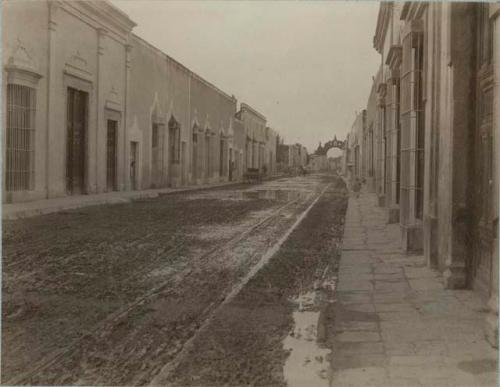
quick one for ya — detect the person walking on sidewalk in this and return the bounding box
[352,177,361,198]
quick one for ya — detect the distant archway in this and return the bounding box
[327,147,342,159]
[314,136,345,155]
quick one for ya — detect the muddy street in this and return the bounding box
[2,174,348,386]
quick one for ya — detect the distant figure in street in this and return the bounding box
[352,177,361,198]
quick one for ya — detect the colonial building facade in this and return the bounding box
[345,2,499,346]
[277,142,308,172]
[3,0,279,203]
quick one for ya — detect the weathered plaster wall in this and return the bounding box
[128,35,237,189]
[3,1,49,201]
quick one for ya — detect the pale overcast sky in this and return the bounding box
[111,0,381,157]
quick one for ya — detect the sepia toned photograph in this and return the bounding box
[1,0,499,386]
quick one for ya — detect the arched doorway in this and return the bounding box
[168,115,180,187]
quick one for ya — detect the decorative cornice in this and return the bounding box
[5,38,43,85]
[479,64,494,93]
[60,0,136,45]
[48,0,61,31]
[376,83,387,108]
[105,85,121,111]
[105,100,121,112]
[402,18,424,42]
[377,82,387,96]
[64,50,92,81]
[385,44,402,70]
[125,43,132,69]
[98,28,107,56]
[5,66,43,86]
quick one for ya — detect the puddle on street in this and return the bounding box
[240,189,304,201]
[183,188,310,202]
[188,223,250,241]
[283,280,336,387]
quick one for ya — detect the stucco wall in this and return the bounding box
[3,0,280,202]
[128,35,238,189]
[3,1,132,200]
[3,0,49,202]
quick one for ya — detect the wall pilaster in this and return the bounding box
[376,82,387,207]
[442,3,475,289]
[485,3,500,348]
[386,45,403,223]
[46,0,59,198]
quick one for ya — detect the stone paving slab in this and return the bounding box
[331,192,498,387]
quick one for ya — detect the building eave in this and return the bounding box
[373,2,392,53]
[62,0,137,43]
[400,2,428,21]
[131,34,237,105]
[240,103,267,122]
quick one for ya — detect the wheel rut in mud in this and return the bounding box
[5,176,332,386]
[161,175,348,387]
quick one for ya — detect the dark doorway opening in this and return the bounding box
[130,141,138,190]
[66,87,88,195]
[106,120,118,191]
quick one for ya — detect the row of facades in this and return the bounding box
[3,0,287,204]
[343,2,499,346]
[277,142,308,172]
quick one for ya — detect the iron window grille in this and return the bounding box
[6,84,36,192]
[400,29,425,224]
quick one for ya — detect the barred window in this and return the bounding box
[396,79,401,204]
[472,4,494,223]
[400,29,425,223]
[478,3,493,65]
[415,33,425,220]
[168,117,180,164]
[152,124,159,148]
[6,84,36,191]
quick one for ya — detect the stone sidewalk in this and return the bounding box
[2,180,243,220]
[3,174,291,220]
[331,192,498,386]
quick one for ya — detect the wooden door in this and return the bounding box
[192,133,198,181]
[181,141,186,186]
[106,120,117,191]
[470,4,494,295]
[66,87,87,195]
[168,118,180,186]
[130,141,138,190]
[229,148,233,181]
[205,135,210,180]
[151,123,164,188]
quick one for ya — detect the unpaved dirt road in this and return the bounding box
[2,173,347,386]
[158,176,348,387]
